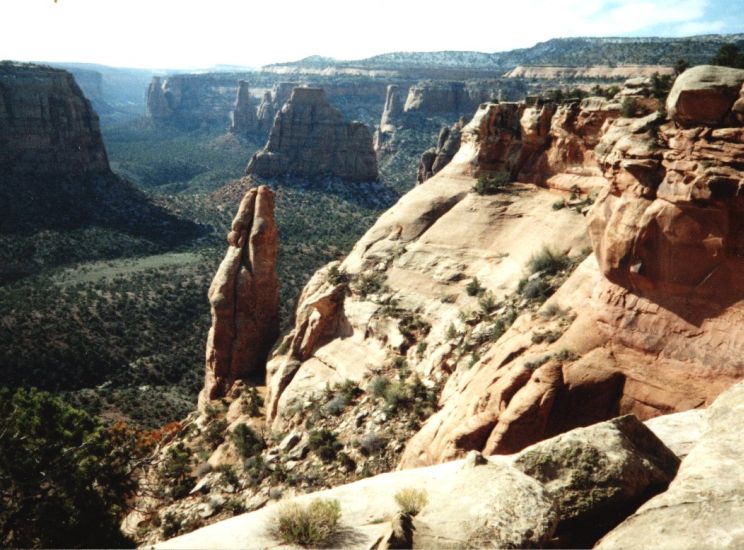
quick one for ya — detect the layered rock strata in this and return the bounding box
[399,67,744,467]
[0,62,109,177]
[245,87,378,182]
[264,69,744,473]
[202,184,279,404]
[0,62,198,241]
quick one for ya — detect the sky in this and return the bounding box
[0,0,742,69]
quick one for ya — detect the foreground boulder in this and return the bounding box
[412,460,559,548]
[245,87,378,182]
[666,65,744,127]
[202,184,279,404]
[514,415,679,547]
[154,413,687,549]
[598,380,744,549]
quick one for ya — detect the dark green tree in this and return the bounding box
[711,44,744,69]
[0,388,136,547]
[674,58,690,76]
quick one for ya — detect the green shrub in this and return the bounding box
[527,247,571,276]
[204,418,228,450]
[519,278,553,303]
[620,97,639,117]
[215,464,239,487]
[383,380,411,412]
[326,264,349,285]
[308,429,342,463]
[241,387,264,417]
[478,291,497,314]
[465,277,483,296]
[352,272,386,298]
[231,423,265,458]
[472,172,512,195]
[394,487,429,516]
[272,498,342,547]
[552,199,566,210]
[368,375,391,398]
[0,388,138,547]
[162,442,195,499]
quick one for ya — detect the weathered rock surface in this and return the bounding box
[514,415,679,546]
[597,380,744,549]
[403,81,495,114]
[154,412,692,549]
[228,80,258,136]
[245,87,378,182]
[397,78,744,469]
[0,62,199,240]
[412,460,559,548]
[666,65,744,127]
[379,84,404,133]
[255,82,298,135]
[0,61,109,177]
[416,119,464,183]
[202,184,279,404]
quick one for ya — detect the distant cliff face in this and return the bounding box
[146,74,244,128]
[0,62,200,241]
[0,62,109,178]
[246,87,378,182]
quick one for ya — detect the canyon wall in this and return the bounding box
[245,87,378,182]
[0,62,200,240]
[262,67,744,471]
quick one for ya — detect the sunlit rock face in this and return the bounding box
[245,87,378,182]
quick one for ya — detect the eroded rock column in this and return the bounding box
[202,185,279,404]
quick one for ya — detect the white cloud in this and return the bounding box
[0,0,732,68]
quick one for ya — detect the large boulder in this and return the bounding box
[513,415,680,547]
[597,381,744,549]
[412,460,559,548]
[666,65,744,127]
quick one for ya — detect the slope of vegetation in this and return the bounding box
[0,136,394,426]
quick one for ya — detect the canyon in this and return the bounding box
[4,32,744,550]
[125,64,744,548]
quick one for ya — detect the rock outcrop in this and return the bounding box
[379,84,404,133]
[374,84,405,150]
[416,119,465,183]
[398,68,744,468]
[260,69,744,477]
[255,82,297,135]
[403,81,497,114]
[513,415,679,547]
[0,62,109,178]
[146,74,246,128]
[228,80,259,136]
[202,184,279,404]
[155,412,684,549]
[666,64,744,127]
[0,62,199,241]
[597,380,744,549]
[245,87,378,182]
